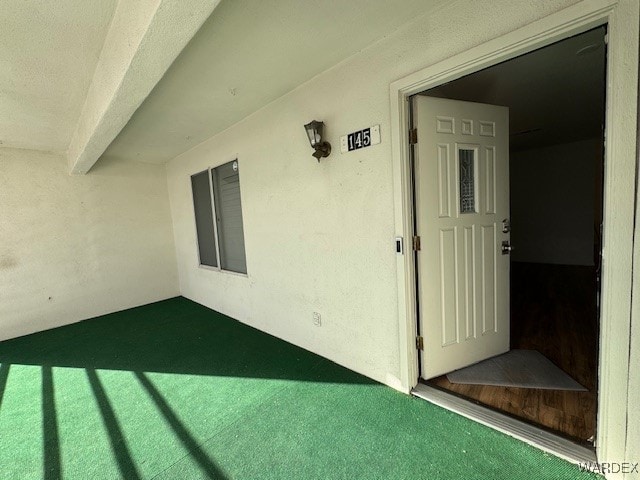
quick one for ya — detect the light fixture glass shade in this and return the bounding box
[304,120,324,147]
[304,120,331,161]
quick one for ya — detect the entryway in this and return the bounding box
[410,26,605,452]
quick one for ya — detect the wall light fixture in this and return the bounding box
[304,120,331,161]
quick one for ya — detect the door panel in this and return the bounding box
[414,96,510,380]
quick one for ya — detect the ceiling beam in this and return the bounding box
[67,0,220,175]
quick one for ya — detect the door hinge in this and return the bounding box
[416,336,424,350]
[412,235,421,251]
[409,128,418,145]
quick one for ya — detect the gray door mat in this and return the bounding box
[446,349,588,391]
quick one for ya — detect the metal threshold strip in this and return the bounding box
[412,383,597,465]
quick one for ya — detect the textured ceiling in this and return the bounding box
[103,0,447,164]
[0,0,118,151]
[5,1,597,162]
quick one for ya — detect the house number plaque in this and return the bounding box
[340,124,381,153]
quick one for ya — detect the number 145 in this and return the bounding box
[348,128,371,151]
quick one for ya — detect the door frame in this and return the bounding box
[390,0,638,463]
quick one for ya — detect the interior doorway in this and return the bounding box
[412,26,606,447]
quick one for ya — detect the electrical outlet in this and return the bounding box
[312,312,321,326]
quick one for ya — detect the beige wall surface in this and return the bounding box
[0,149,179,341]
[166,0,581,389]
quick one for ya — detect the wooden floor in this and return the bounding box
[429,262,599,444]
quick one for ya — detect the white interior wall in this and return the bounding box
[510,138,600,266]
[166,0,582,389]
[0,148,179,341]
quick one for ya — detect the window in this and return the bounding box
[191,160,247,274]
[458,147,477,214]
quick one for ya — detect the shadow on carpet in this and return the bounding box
[0,297,600,479]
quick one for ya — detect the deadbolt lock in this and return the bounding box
[502,218,511,233]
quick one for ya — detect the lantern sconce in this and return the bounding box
[304,120,331,161]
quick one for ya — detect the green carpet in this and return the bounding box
[0,297,599,479]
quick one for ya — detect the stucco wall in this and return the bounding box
[166,0,581,389]
[0,149,179,341]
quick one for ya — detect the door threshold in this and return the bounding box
[412,383,596,465]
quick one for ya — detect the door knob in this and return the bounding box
[501,241,513,255]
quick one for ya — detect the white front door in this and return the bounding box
[413,96,510,380]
